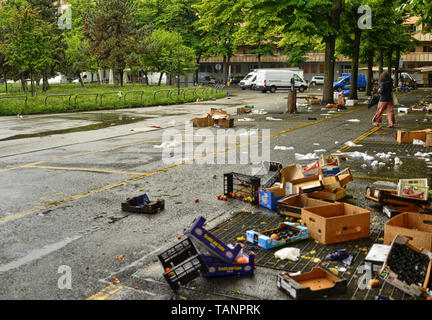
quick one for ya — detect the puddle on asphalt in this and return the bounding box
[1,114,153,141]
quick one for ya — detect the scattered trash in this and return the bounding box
[295,153,319,161]
[325,249,354,266]
[115,255,125,261]
[246,222,308,249]
[266,117,282,121]
[347,119,361,123]
[274,247,301,261]
[238,117,254,122]
[121,194,165,214]
[274,146,295,151]
[344,141,362,147]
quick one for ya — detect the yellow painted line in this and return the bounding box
[0,173,149,225]
[24,165,150,176]
[270,115,342,138]
[338,126,383,153]
[86,284,124,301]
[2,104,369,225]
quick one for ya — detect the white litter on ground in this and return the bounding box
[274,146,295,151]
[295,153,319,161]
[238,118,254,122]
[275,248,300,261]
[347,119,361,123]
[314,149,327,153]
[154,140,180,149]
[344,151,375,161]
[413,139,426,146]
[253,110,268,115]
[266,117,282,121]
[345,141,363,147]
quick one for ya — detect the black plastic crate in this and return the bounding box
[158,238,208,291]
[224,172,261,204]
[121,193,165,214]
[261,162,283,189]
[158,238,198,270]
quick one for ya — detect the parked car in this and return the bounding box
[255,69,308,93]
[198,72,216,85]
[333,74,367,92]
[310,76,324,85]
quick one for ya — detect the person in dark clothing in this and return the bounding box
[372,72,395,128]
[368,80,379,108]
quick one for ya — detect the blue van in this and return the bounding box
[333,74,367,92]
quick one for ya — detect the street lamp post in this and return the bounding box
[177,30,180,95]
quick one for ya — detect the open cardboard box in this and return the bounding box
[379,234,432,298]
[285,173,324,195]
[246,222,308,249]
[309,188,347,201]
[397,179,429,202]
[396,129,432,144]
[301,202,370,245]
[277,267,347,300]
[277,194,330,219]
[384,212,432,251]
[279,164,305,186]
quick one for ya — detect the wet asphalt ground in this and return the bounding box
[0,86,431,301]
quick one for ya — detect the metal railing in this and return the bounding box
[124,90,146,102]
[153,89,170,101]
[0,95,28,105]
[100,92,122,105]
[45,94,72,106]
[74,93,99,105]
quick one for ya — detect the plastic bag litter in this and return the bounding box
[344,151,375,161]
[238,118,254,122]
[345,141,362,147]
[275,248,300,261]
[394,157,403,165]
[253,109,268,115]
[154,140,180,149]
[314,149,327,153]
[347,119,361,123]
[274,146,295,151]
[266,117,282,121]
[413,139,426,146]
[295,153,319,161]
[325,249,353,266]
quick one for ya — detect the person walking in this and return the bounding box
[372,72,395,128]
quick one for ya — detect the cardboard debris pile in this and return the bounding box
[365,179,431,217]
[158,216,255,291]
[192,108,234,128]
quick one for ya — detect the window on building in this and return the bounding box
[303,64,309,74]
[424,46,432,52]
[207,65,213,73]
[320,64,325,73]
[236,65,241,74]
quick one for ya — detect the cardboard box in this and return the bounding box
[285,173,324,195]
[277,194,330,219]
[396,129,432,144]
[301,202,370,245]
[259,185,286,211]
[426,132,432,148]
[246,222,308,249]
[184,216,242,263]
[384,212,432,251]
[192,117,209,127]
[201,253,255,277]
[277,267,347,300]
[279,165,305,186]
[309,188,347,201]
[237,107,252,115]
[301,155,340,177]
[379,235,432,297]
[215,118,234,128]
[365,244,391,273]
[397,179,429,202]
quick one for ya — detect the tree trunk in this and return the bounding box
[78,73,84,87]
[366,51,374,97]
[30,70,35,97]
[97,69,102,85]
[20,75,28,94]
[195,56,201,85]
[258,54,262,69]
[119,69,124,87]
[387,48,393,79]
[323,36,337,104]
[349,29,362,100]
[158,72,164,86]
[144,72,149,86]
[394,47,401,87]
[222,55,227,84]
[379,49,384,75]
[113,69,119,88]
[42,71,49,92]
[286,90,297,114]
[322,0,342,105]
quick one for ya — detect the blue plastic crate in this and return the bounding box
[201,253,255,277]
[184,216,242,264]
[259,187,285,211]
[246,222,309,249]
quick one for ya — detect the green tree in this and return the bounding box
[83,0,139,87]
[1,6,59,96]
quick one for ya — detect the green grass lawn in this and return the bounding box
[0,83,226,116]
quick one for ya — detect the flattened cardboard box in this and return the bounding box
[301,202,370,245]
[384,212,432,251]
[309,188,347,201]
[379,235,432,298]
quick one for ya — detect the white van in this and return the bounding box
[255,69,308,93]
[239,72,257,90]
